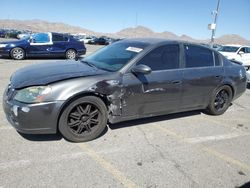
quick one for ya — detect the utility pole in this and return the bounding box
[209,0,221,46]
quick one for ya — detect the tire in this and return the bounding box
[11,47,25,60]
[59,96,107,142]
[206,85,232,115]
[65,49,76,59]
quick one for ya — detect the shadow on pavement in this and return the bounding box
[17,126,109,142]
[17,111,201,142]
[236,181,250,188]
[109,110,202,130]
[18,132,63,142]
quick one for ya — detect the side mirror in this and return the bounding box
[131,64,152,74]
[238,51,244,55]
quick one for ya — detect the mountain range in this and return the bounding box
[0,19,249,45]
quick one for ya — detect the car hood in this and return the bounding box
[11,60,107,89]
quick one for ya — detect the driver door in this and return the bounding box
[121,44,183,118]
[27,33,53,57]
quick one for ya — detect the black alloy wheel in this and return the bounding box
[67,103,100,135]
[59,96,107,142]
[206,85,232,115]
[214,89,229,111]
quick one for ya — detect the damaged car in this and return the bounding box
[2,38,247,142]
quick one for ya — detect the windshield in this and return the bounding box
[219,46,240,52]
[83,41,149,72]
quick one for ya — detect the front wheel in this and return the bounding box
[59,96,107,142]
[206,85,232,115]
[11,47,25,60]
[65,49,76,59]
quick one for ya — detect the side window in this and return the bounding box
[32,33,50,43]
[184,45,214,68]
[52,34,68,42]
[137,45,179,71]
[239,47,246,53]
[245,47,250,53]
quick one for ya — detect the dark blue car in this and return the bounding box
[0,32,86,60]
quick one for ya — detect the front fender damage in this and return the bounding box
[87,79,125,123]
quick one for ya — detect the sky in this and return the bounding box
[0,0,249,40]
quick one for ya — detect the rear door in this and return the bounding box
[122,44,183,117]
[181,44,224,110]
[50,33,69,57]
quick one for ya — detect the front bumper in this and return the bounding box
[0,48,11,57]
[78,49,86,56]
[2,92,64,134]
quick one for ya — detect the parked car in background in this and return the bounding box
[74,35,95,44]
[17,33,31,39]
[3,38,247,142]
[94,37,109,45]
[0,32,86,60]
[219,45,250,65]
[0,29,7,38]
[219,45,250,87]
[88,36,98,44]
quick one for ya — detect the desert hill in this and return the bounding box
[0,19,249,45]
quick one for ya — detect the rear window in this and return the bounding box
[184,45,214,68]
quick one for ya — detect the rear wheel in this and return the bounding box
[206,85,232,115]
[11,47,25,60]
[65,49,76,59]
[59,96,107,142]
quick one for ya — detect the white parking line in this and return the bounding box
[0,153,87,170]
[0,126,13,130]
[186,132,250,143]
[0,149,125,171]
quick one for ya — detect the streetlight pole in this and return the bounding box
[210,0,221,45]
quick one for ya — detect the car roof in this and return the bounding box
[123,38,180,45]
[122,38,213,47]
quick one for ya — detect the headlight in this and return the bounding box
[0,44,8,48]
[14,86,52,103]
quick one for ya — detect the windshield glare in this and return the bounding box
[83,41,149,72]
[219,46,240,52]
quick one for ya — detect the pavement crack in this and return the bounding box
[137,126,165,159]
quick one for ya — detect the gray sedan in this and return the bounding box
[2,38,247,142]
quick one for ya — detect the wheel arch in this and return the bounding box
[221,83,235,99]
[65,48,77,53]
[56,92,110,132]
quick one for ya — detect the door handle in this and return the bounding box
[171,80,182,84]
[215,75,222,78]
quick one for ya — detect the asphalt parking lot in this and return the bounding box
[0,43,250,188]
